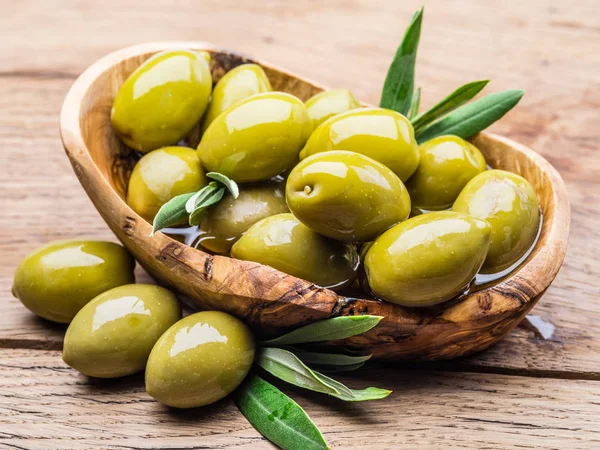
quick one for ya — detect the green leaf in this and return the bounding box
[315,372,392,402]
[411,80,489,131]
[235,375,329,450]
[188,187,225,226]
[185,182,219,213]
[207,172,240,199]
[416,89,525,143]
[379,7,423,115]
[256,348,340,396]
[292,350,371,367]
[262,315,383,346]
[150,192,195,236]
[407,87,421,119]
[308,362,365,373]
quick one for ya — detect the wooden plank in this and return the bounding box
[1,348,599,449]
[1,0,599,375]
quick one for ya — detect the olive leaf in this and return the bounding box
[293,350,372,370]
[207,172,239,198]
[416,89,525,143]
[379,7,423,115]
[261,315,383,346]
[185,182,220,213]
[315,372,392,402]
[188,187,225,226]
[411,79,489,131]
[407,87,421,119]
[256,348,340,396]
[150,192,195,236]
[235,375,329,450]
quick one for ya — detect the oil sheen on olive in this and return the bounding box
[111,50,212,153]
[196,181,288,254]
[198,92,313,183]
[286,151,411,242]
[231,213,359,290]
[305,89,361,128]
[127,146,207,223]
[299,107,420,181]
[145,311,255,408]
[406,135,487,210]
[62,284,181,378]
[12,240,135,323]
[201,63,272,133]
[365,211,492,307]
[452,169,541,273]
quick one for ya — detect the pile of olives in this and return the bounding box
[13,239,255,407]
[115,49,541,308]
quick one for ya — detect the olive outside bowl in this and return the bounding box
[59,42,570,362]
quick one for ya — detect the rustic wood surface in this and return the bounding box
[1,0,599,448]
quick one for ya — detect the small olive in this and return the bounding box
[286,151,411,242]
[12,240,135,323]
[197,92,313,183]
[305,89,361,128]
[231,213,359,290]
[145,311,255,408]
[62,284,181,378]
[127,146,207,223]
[406,135,487,210]
[365,211,491,306]
[201,63,272,133]
[196,181,288,254]
[452,169,540,273]
[111,50,212,153]
[299,108,419,181]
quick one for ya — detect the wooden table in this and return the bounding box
[1,1,599,448]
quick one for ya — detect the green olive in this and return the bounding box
[299,108,419,181]
[286,151,410,242]
[196,181,288,254]
[111,50,212,153]
[127,146,207,223]
[406,135,487,210]
[452,169,540,273]
[12,240,135,323]
[365,211,491,306]
[197,92,313,183]
[201,64,272,133]
[305,89,361,128]
[62,284,181,378]
[231,213,359,290]
[145,311,255,408]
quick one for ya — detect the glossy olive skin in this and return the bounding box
[452,169,540,273]
[406,135,487,210]
[305,89,360,128]
[299,108,419,181]
[145,311,255,408]
[286,151,411,242]
[201,64,272,133]
[127,147,207,223]
[197,92,313,183]
[111,50,212,153]
[365,211,491,306]
[231,213,359,290]
[12,240,135,323]
[62,284,181,378]
[196,181,288,254]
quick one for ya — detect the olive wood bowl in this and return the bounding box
[60,42,570,361]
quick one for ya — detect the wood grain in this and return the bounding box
[1,348,599,450]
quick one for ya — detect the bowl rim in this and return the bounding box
[59,41,571,347]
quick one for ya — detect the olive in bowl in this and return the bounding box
[305,89,360,128]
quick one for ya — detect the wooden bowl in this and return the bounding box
[60,42,570,361]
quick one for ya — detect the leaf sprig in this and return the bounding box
[150,172,239,236]
[380,8,524,143]
[236,315,389,450]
